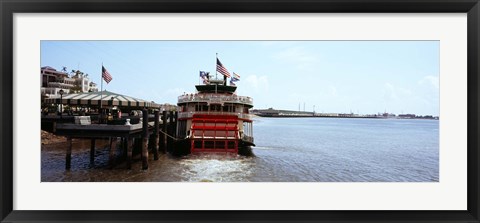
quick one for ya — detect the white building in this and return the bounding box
[41,66,98,98]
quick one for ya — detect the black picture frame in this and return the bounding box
[1,0,479,222]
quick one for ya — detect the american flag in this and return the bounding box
[102,66,113,84]
[216,58,231,78]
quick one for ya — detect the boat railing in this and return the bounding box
[178,111,252,120]
[178,93,253,106]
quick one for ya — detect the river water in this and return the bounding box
[41,117,439,182]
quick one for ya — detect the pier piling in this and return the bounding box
[66,137,72,170]
[168,111,174,153]
[109,137,115,168]
[174,111,178,138]
[90,139,95,165]
[153,110,160,160]
[126,137,132,170]
[162,110,167,153]
[122,137,127,157]
[142,109,149,170]
[169,111,174,135]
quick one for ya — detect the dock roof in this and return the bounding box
[45,90,160,109]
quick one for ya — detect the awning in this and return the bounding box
[45,90,161,109]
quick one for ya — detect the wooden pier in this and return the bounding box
[51,109,178,170]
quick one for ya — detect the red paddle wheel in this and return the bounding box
[190,114,239,153]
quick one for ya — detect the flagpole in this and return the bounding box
[215,53,218,94]
[215,53,218,80]
[100,63,103,123]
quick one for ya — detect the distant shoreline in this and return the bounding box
[254,115,439,120]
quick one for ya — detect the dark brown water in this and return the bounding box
[42,140,256,182]
[42,118,439,182]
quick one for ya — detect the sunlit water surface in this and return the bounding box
[42,118,439,182]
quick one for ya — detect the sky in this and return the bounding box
[41,41,439,116]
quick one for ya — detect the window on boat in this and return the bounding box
[224,105,235,113]
[210,104,221,112]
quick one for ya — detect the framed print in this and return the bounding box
[1,0,479,222]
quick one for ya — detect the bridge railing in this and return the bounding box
[178,111,252,120]
[178,94,253,106]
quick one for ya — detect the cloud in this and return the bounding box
[398,87,412,96]
[383,83,412,101]
[328,86,338,97]
[384,82,398,100]
[273,47,319,70]
[418,75,439,89]
[245,75,269,91]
